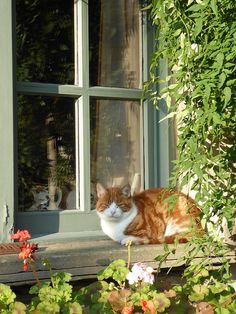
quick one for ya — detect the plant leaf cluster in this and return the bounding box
[145,0,236,231]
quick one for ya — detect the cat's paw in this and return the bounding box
[120,239,132,245]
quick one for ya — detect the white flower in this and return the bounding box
[143,271,155,284]
[191,43,199,53]
[126,271,137,285]
[146,266,154,274]
[126,263,155,285]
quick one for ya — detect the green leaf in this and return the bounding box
[0,284,16,306]
[194,18,203,37]
[215,52,224,69]
[186,4,204,12]
[159,111,177,122]
[68,302,82,314]
[9,302,26,314]
[223,87,231,106]
[210,0,218,17]
[218,72,226,88]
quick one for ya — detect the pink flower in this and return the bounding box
[11,229,31,242]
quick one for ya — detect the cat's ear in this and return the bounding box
[96,182,107,198]
[121,184,131,198]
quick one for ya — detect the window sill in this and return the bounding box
[0,239,235,286]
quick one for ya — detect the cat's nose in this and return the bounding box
[111,208,116,216]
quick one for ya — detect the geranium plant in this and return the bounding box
[1,231,235,313]
[10,229,39,281]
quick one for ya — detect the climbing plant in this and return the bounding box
[145,0,236,233]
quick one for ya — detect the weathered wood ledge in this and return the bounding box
[0,239,235,286]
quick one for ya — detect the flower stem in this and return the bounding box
[30,261,41,288]
[126,240,132,269]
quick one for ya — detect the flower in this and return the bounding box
[121,305,134,314]
[140,300,156,313]
[11,229,31,242]
[23,260,29,272]
[18,242,38,272]
[126,263,155,285]
[18,243,38,261]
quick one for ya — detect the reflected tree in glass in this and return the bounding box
[17,96,76,211]
[16,0,74,84]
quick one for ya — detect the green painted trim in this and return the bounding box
[17,82,84,97]
[77,0,91,211]
[15,210,101,234]
[156,58,171,187]
[88,87,142,99]
[78,95,91,212]
[13,1,173,236]
[0,0,16,242]
[142,11,159,188]
[17,82,142,99]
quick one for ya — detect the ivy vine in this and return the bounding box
[145,0,236,232]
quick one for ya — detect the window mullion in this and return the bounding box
[77,0,91,211]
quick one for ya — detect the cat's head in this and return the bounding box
[96,183,132,221]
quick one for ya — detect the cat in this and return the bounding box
[29,185,62,211]
[96,183,203,245]
[29,186,49,211]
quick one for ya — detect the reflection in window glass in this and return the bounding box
[16,0,74,84]
[89,0,142,88]
[90,99,142,203]
[17,96,76,211]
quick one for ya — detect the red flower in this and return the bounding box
[19,243,38,261]
[18,242,38,271]
[23,260,29,271]
[11,229,31,242]
[121,305,134,314]
[140,300,156,313]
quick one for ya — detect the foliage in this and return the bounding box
[27,272,82,314]
[145,0,236,230]
[4,234,236,313]
[64,259,172,314]
[156,233,236,313]
[0,276,82,314]
[143,0,236,312]
[1,254,236,313]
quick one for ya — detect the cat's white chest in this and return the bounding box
[99,204,139,244]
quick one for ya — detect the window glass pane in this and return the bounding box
[17,95,77,211]
[16,0,74,84]
[89,0,142,88]
[90,99,142,203]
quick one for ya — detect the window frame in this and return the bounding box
[0,0,173,242]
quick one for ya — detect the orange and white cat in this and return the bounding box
[96,183,202,245]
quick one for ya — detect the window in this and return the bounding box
[0,0,174,241]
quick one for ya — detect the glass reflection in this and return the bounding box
[90,98,142,204]
[16,0,74,84]
[17,96,76,211]
[89,0,142,88]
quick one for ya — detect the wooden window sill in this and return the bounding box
[0,239,235,286]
